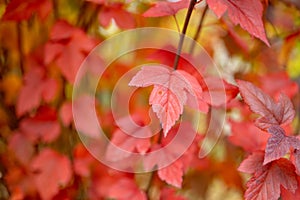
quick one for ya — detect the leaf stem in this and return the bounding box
[172,14,181,33]
[172,0,197,70]
[189,4,208,54]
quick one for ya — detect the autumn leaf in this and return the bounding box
[105,126,151,162]
[107,178,147,200]
[258,72,299,99]
[281,177,300,199]
[20,106,61,143]
[143,0,189,17]
[129,65,203,135]
[158,160,184,188]
[160,188,186,200]
[239,152,298,200]
[238,151,265,174]
[144,123,197,188]
[59,101,73,127]
[264,125,300,165]
[31,149,72,200]
[8,132,34,165]
[98,3,136,29]
[229,121,269,152]
[72,95,100,138]
[149,85,183,136]
[2,0,52,21]
[17,67,58,117]
[237,80,295,130]
[45,21,96,83]
[202,77,239,107]
[207,0,270,46]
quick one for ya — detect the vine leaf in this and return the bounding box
[239,152,298,200]
[207,0,270,46]
[31,148,72,200]
[143,0,189,17]
[237,80,295,130]
[264,125,300,165]
[45,20,96,83]
[129,65,204,136]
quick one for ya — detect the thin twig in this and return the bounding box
[172,0,197,70]
[189,4,208,54]
[172,14,181,33]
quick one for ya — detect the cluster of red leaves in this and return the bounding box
[1,0,299,199]
[234,80,300,200]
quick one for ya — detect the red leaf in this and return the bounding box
[149,85,183,136]
[107,178,147,200]
[207,0,269,45]
[229,121,269,152]
[259,72,299,99]
[238,151,265,174]
[158,160,184,188]
[98,3,135,29]
[160,188,186,200]
[143,0,189,17]
[17,67,58,116]
[293,150,300,175]
[45,21,96,83]
[202,77,239,106]
[129,65,204,135]
[244,159,297,200]
[8,132,34,165]
[281,177,300,199]
[237,80,295,130]
[31,149,72,200]
[20,106,61,143]
[73,144,95,177]
[143,123,197,188]
[105,127,151,162]
[59,101,73,126]
[72,95,99,138]
[2,0,52,21]
[264,125,300,165]
[239,151,298,200]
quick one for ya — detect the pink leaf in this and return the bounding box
[259,72,299,99]
[98,3,135,29]
[244,159,297,200]
[105,128,151,162]
[59,101,73,126]
[129,65,203,135]
[237,80,295,130]
[207,0,270,45]
[293,150,300,175]
[238,151,265,174]
[202,77,239,107]
[31,149,72,200]
[20,106,61,143]
[264,126,300,165]
[107,178,147,200]
[149,85,183,136]
[8,132,34,165]
[160,188,186,200]
[17,68,44,116]
[2,0,52,21]
[17,68,57,116]
[281,177,300,199]
[72,95,99,138]
[158,160,184,188]
[143,0,189,17]
[45,21,96,83]
[229,121,269,152]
